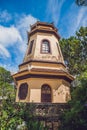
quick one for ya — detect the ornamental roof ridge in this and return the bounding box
[30,21,58,32]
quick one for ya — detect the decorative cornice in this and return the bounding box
[31,67,66,73]
[14,73,72,83]
[30,21,58,31]
[19,60,66,67]
[29,28,60,40]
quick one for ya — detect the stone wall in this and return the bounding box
[26,103,68,130]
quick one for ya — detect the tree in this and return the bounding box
[59,71,87,130]
[0,97,46,130]
[0,66,14,98]
[76,0,87,6]
[60,27,87,75]
[59,26,87,130]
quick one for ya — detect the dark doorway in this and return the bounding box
[41,84,51,102]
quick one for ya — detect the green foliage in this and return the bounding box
[60,27,87,75]
[1,96,46,130]
[0,96,23,130]
[76,0,87,6]
[59,71,87,130]
[0,66,14,97]
[59,27,87,130]
[0,67,13,83]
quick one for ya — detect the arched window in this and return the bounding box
[27,40,34,55]
[41,40,51,53]
[18,83,28,100]
[41,84,51,102]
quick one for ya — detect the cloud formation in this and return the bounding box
[17,14,37,38]
[46,0,65,25]
[59,3,87,37]
[0,44,10,58]
[16,14,37,52]
[0,11,37,71]
[0,25,23,58]
[0,13,37,57]
[0,10,12,23]
[0,25,22,47]
[46,0,87,38]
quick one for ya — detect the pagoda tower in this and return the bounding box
[13,21,74,103]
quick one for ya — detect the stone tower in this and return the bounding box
[13,21,74,103]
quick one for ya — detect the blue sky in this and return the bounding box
[0,0,87,72]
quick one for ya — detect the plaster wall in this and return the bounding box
[34,33,64,63]
[16,78,70,103]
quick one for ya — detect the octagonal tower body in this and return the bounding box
[13,22,74,103]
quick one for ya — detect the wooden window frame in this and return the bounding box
[40,39,51,54]
[41,84,52,103]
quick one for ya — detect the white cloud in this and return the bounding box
[0,13,37,59]
[0,10,12,23]
[0,12,37,69]
[69,6,87,35]
[76,8,85,27]
[0,44,10,58]
[46,0,65,25]
[0,62,18,73]
[17,14,37,30]
[82,16,87,26]
[0,24,23,58]
[16,14,37,52]
[17,14,37,38]
[46,1,87,38]
[59,3,87,38]
[0,25,22,47]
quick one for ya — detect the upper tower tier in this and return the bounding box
[23,21,64,64]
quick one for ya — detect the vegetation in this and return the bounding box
[76,0,87,6]
[60,27,87,75]
[0,67,14,98]
[59,26,87,130]
[59,71,87,130]
[1,99,45,130]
